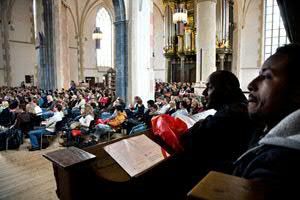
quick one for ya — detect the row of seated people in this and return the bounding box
[0,91,197,150]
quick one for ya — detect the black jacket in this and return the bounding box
[233,109,300,199]
[180,102,256,175]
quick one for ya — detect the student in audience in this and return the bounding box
[78,104,94,135]
[12,103,41,138]
[93,105,127,141]
[232,44,300,199]
[27,104,62,151]
[32,98,42,116]
[165,100,177,116]
[189,98,203,115]
[171,101,189,117]
[157,97,171,114]
[0,100,18,127]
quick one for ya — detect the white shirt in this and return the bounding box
[45,111,63,132]
[34,106,43,116]
[79,114,94,130]
[158,104,171,114]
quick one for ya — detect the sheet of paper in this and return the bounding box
[176,109,217,129]
[189,109,216,123]
[103,134,170,177]
[176,114,197,129]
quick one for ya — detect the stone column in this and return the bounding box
[114,20,128,101]
[180,56,185,82]
[194,0,217,95]
[0,0,11,86]
[53,0,70,89]
[218,53,225,70]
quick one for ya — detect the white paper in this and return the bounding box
[103,134,170,177]
[176,109,217,129]
[189,109,216,122]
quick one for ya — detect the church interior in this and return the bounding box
[0,0,300,199]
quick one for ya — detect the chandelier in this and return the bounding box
[173,5,188,24]
[92,27,103,40]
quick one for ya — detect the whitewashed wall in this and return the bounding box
[3,0,36,87]
[234,0,263,91]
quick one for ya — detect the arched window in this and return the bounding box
[264,0,289,60]
[96,7,112,68]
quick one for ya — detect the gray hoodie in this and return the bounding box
[259,108,300,150]
[237,108,300,161]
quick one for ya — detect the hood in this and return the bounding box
[258,109,300,150]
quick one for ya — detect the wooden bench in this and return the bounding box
[187,171,268,200]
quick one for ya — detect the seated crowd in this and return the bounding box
[0,79,204,151]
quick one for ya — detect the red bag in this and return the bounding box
[151,114,188,152]
[95,119,110,125]
[71,130,82,136]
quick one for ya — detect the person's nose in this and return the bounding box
[202,88,208,96]
[248,76,260,92]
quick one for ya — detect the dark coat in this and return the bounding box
[0,108,16,127]
[233,145,300,199]
[180,102,256,175]
[148,102,256,199]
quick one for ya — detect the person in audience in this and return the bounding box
[12,103,41,138]
[32,98,42,116]
[78,104,94,135]
[158,97,171,114]
[71,94,85,117]
[166,100,177,116]
[232,44,300,199]
[183,97,192,113]
[69,80,77,92]
[171,101,188,117]
[128,96,145,120]
[0,100,9,114]
[142,100,155,123]
[27,104,63,151]
[93,105,127,141]
[189,98,203,115]
[0,100,18,127]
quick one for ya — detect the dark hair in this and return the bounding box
[275,44,300,88]
[115,105,124,112]
[147,100,155,106]
[209,70,246,104]
[180,101,188,109]
[9,100,19,109]
[151,104,158,110]
[55,104,63,112]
